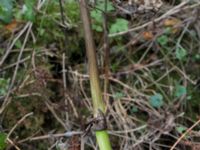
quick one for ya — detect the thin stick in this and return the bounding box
[103,0,110,103]
[0,23,30,66]
[62,54,79,118]
[0,23,33,114]
[58,0,68,54]
[7,112,33,139]
[170,117,200,150]
[44,100,67,130]
[20,131,82,142]
[7,138,21,150]
[62,53,69,125]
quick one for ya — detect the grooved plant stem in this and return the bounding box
[79,0,112,149]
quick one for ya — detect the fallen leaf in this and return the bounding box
[5,20,19,32]
[163,18,181,27]
[142,31,154,40]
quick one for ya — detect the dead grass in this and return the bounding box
[0,0,200,149]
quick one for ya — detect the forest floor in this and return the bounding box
[0,0,200,150]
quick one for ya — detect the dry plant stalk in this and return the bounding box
[79,0,112,149]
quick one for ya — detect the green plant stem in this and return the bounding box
[79,0,112,150]
[96,131,112,150]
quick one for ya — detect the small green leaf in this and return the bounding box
[96,1,115,11]
[91,1,115,32]
[111,63,118,71]
[113,92,124,99]
[0,0,13,23]
[195,54,200,60]
[14,40,22,49]
[164,27,172,34]
[22,0,35,22]
[0,132,7,150]
[91,10,102,23]
[0,78,9,96]
[0,48,3,55]
[91,2,113,22]
[175,85,187,98]
[91,10,102,22]
[109,18,129,34]
[66,0,80,24]
[157,35,168,46]
[176,47,187,60]
[92,24,103,32]
[38,28,45,36]
[130,106,138,113]
[91,10,103,32]
[176,126,187,134]
[186,95,192,100]
[149,93,164,108]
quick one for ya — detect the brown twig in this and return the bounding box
[19,131,82,142]
[103,0,110,104]
[6,112,33,149]
[44,100,67,130]
[58,0,68,54]
[0,23,33,114]
[7,138,21,150]
[0,23,30,67]
[170,117,200,150]
[62,53,70,125]
[7,112,34,139]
